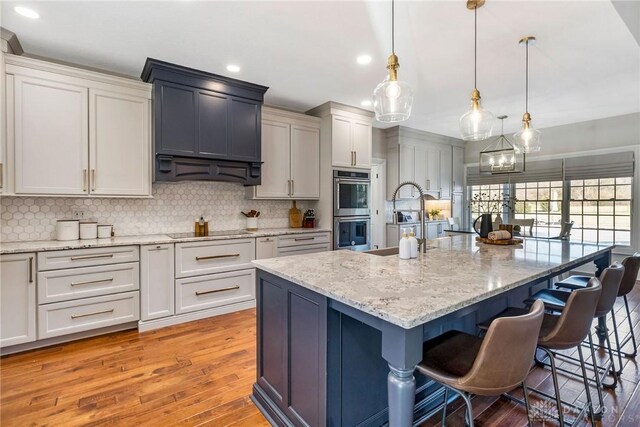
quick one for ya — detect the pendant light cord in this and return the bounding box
[525,40,529,113]
[474,5,477,89]
[392,0,395,54]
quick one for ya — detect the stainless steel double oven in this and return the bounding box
[333,170,371,251]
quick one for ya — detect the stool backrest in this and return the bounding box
[595,263,625,317]
[459,300,544,394]
[539,278,602,350]
[618,253,640,297]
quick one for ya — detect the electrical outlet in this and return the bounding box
[72,209,86,220]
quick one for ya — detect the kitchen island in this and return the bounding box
[251,234,613,427]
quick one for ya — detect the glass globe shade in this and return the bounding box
[459,100,495,141]
[514,125,542,153]
[373,77,413,123]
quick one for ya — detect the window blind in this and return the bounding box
[467,159,564,186]
[564,151,635,180]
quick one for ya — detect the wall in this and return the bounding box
[0,181,314,242]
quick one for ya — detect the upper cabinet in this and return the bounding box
[452,146,464,193]
[4,55,152,197]
[307,102,374,170]
[246,107,320,200]
[386,126,464,200]
[141,59,268,185]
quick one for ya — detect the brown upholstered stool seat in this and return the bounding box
[477,307,560,338]
[418,331,483,384]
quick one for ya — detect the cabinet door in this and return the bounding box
[398,144,415,199]
[331,115,353,168]
[439,147,452,199]
[425,146,440,193]
[351,120,372,169]
[256,120,291,198]
[452,146,464,193]
[1,253,36,347]
[198,90,229,158]
[291,124,320,198]
[229,97,260,162]
[140,244,174,321]
[413,145,427,196]
[452,192,464,225]
[89,89,150,196]
[156,81,197,157]
[256,237,277,259]
[14,75,88,195]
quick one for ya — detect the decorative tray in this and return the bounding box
[475,236,523,246]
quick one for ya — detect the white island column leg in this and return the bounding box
[381,323,423,426]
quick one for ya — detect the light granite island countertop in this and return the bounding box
[251,234,614,427]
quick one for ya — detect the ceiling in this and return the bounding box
[1,1,638,138]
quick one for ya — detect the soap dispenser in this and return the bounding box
[399,230,411,260]
[408,231,418,259]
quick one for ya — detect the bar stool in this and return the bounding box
[478,278,602,426]
[416,301,544,427]
[524,264,625,416]
[556,253,640,359]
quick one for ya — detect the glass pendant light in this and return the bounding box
[513,36,542,153]
[459,0,494,141]
[373,0,413,123]
[479,115,525,174]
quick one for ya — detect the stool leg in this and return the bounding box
[604,326,619,386]
[458,391,474,427]
[610,309,624,374]
[540,347,565,427]
[577,345,595,425]
[522,381,533,427]
[624,296,638,357]
[441,387,449,427]
[587,333,605,415]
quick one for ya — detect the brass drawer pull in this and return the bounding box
[70,254,114,261]
[71,308,114,319]
[29,257,34,283]
[70,278,114,287]
[91,169,96,191]
[195,285,240,296]
[294,237,315,241]
[82,169,87,191]
[195,253,240,261]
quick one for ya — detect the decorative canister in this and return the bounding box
[97,224,112,239]
[56,219,80,241]
[246,217,258,231]
[79,221,98,240]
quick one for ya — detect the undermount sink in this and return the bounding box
[366,246,438,256]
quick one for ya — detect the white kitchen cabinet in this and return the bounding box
[5,54,152,197]
[256,236,277,259]
[331,115,372,169]
[13,75,89,195]
[351,120,372,168]
[452,146,465,193]
[1,253,36,347]
[89,89,150,196]
[452,192,464,225]
[439,147,452,199]
[140,244,175,321]
[276,232,331,256]
[248,107,320,200]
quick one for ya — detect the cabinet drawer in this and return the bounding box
[175,238,255,278]
[175,268,255,314]
[38,262,140,304]
[37,246,139,271]
[277,232,330,248]
[277,243,331,257]
[38,291,139,339]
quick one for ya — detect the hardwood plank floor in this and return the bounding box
[2,283,639,426]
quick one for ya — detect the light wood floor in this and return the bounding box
[1,283,639,427]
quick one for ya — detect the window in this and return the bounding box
[514,181,563,238]
[469,184,507,226]
[569,177,632,245]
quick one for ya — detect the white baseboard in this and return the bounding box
[137,299,256,332]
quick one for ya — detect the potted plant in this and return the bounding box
[468,193,517,238]
[428,209,441,221]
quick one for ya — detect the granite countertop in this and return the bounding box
[253,234,612,329]
[0,227,331,255]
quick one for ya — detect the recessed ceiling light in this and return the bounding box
[226,64,241,73]
[14,6,40,19]
[357,55,372,65]
[361,100,372,107]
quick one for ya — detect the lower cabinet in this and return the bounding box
[276,232,331,256]
[0,253,36,347]
[38,291,140,339]
[255,269,327,426]
[175,268,255,315]
[140,244,174,321]
[256,236,277,259]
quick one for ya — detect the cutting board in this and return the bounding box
[289,201,303,228]
[475,236,523,245]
